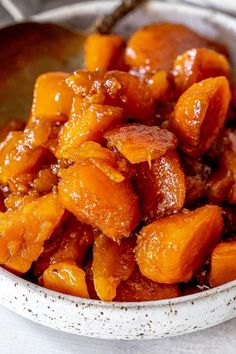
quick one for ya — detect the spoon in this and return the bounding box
[0,0,146,124]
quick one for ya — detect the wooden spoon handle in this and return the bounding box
[89,0,147,34]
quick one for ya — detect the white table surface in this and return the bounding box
[0,304,235,354]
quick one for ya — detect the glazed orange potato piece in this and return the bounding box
[172,48,230,93]
[65,70,154,121]
[61,141,125,183]
[136,205,223,283]
[85,34,126,71]
[50,216,94,265]
[32,72,74,123]
[58,161,140,241]
[126,23,222,75]
[0,131,44,184]
[0,22,235,301]
[41,262,89,298]
[172,77,231,156]
[0,193,64,273]
[209,241,236,287]
[115,267,180,302]
[104,124,177,164]
[147,70,170,101]
[92,233,136,301]
[56,102,123,159]
[134,151,185,223]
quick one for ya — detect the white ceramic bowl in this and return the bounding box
[0,0,236,340]
[185,0,236,16]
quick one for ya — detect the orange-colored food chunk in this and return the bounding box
[32,72,74,123]
[51,216,94,265]
[41,262,89,298]
[210,241,236,287]
[66,70,154,121]
[32,168,58,194]
[92,233,136,301]
[126,23,221,75]
[172,48,230,93]
[60,141,125,183]
[58,161,141,241]
[4,193,37,210]
[32,230,62,277]
[136,205,223,284]
[134,151,185,223]
[0,193,65,273]
[115,267,180,301]
[85,34,126,71]
[56,102,123,158]
[104,124,177,164]
[172,77,231,156]
[0,131,44,184]
[148,70,170,101]
[24,118,51,148]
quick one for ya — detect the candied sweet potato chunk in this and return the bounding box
[32,230,62,278]
[148,70,170,101]
[61,141,125,183]
[92,233,136,301]
[172,77,231,156]
[66,70,154,121]
[32,72,74,123]
[58,161,140,241]
[51,216,94,265]
[56,102,123,158]
[172,48,230,93]
[134,151,185,223]
[0,193,65,273]
[41,262,89,298]
[85,34,126,71]
[115,267,180,302]
[126,23,221,75]
[24,118,51,149]
[209,241,236,287]
[104,124,177,164]
[136,205,223,283]
[0,131,44,184]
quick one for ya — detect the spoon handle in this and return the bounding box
[89,0,147,34]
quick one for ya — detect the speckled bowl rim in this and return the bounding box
[1,264,236,309]
[1,0,236,310]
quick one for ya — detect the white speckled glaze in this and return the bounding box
[0,1,236,340]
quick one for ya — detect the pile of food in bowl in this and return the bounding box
[0,22,235,302]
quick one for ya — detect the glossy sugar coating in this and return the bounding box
[0,193,65,273]
[65,70,154,122]
[42,262,89,298]
[172,48,230,93]
[210,241,236,287]
[92,234,136,301]
[136,205,223,284]
[104,123,177,164]
[172,76,231,156]
[126,23,224,75]
[134,150,185,223]
[58,161,141,241]
[85,34,127,71]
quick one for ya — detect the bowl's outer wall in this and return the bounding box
[0,268,236,340]
[0,0,236,340]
